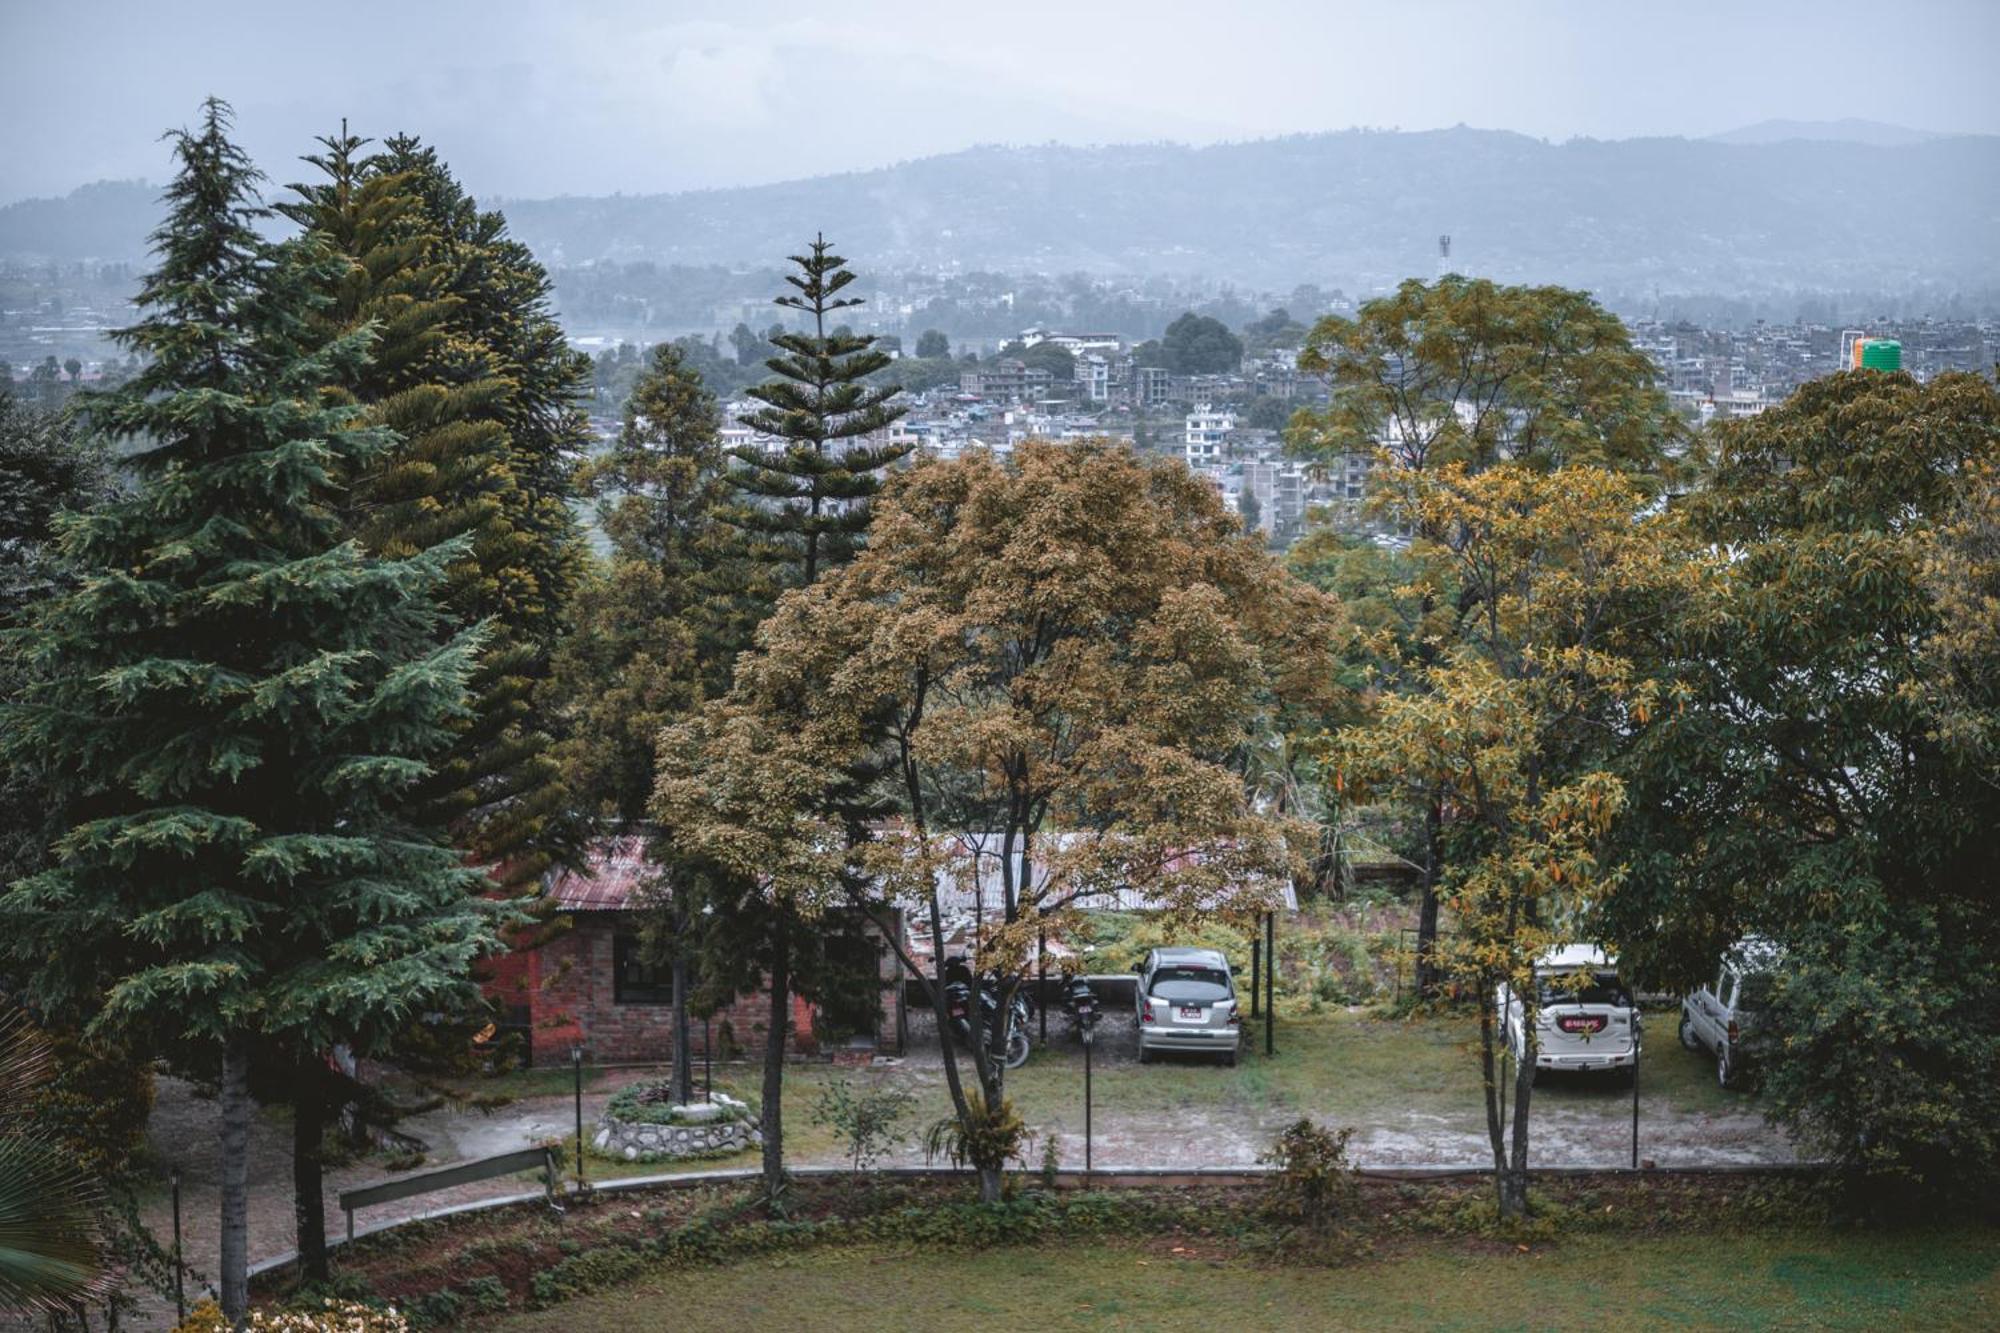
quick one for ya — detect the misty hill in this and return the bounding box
[6,129,1995,295]
[1708,118,1948,147]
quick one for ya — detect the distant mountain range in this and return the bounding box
[1706,118,1948,147]
[6,127,1995,294]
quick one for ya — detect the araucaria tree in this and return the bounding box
[1333,461,1692,1220]
[728,234,909,588]
[1291,276,1676,996]
[659,440,1341,1202]
[0,102,501,1321]
[668,237,906,1200]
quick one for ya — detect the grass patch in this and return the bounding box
[481,1225,2000,1331]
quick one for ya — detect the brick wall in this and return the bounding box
[505,911,905,1067]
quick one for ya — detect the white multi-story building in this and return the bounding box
[1184,405,1235,470]
[1075,354,1110,403]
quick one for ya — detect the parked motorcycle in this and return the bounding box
[1061,974,1100,1039]
[942,954,1032,1069]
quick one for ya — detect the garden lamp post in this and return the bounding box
[1081,1018,1095,1184]
[571,1042,585,1191]
[1631,1014,1642,1169]
[171,1166,184,1322]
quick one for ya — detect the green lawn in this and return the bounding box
[487,1230,2000,1331]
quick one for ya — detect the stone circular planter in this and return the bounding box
[593,1088,761,1162]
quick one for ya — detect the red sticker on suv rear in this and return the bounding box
[1558,1014,1608,1034]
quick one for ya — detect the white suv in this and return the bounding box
[1679,938,1779,1089]
[1498,945,1640,1081]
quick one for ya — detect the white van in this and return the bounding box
[1498,945,1640,1081]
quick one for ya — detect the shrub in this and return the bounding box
[811,1077,916,1174]
[603,1081,756,1127]
[922,1094,1028,1175]
[175,1297,410,1331]
[1259,1119,1358,1230]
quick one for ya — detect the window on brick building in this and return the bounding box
[613,930,674,1005]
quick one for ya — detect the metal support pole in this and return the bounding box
[1264,911,1276,1057]
[171,1167,184,1323]
[1038,930,1047,1045]
[571,1044,585,1190]
[1249,938,1261,1018]
[704,1017,713,1102]
[1083,1030,1093,1184]
[1631,1024,1642,1169]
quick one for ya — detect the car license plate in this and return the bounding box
[1176,1006,1204,1022]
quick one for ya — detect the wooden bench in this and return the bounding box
[337,1145,564,1243]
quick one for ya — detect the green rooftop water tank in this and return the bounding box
[1860,339,1903,371]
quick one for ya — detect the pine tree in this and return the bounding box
[558,342,762,822]
[331,133,590,888]
[0,101,502,1321]
[554,343,764,1104]
[729,235,909,587]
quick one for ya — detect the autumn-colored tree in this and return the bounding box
[658,440,1341,1201]
[1333,461,1694,1219]
[1608,371,2000,1211]
[1290,276,1678,992]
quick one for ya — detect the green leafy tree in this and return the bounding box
[1290,277,1677,995]
[914,328,950,360]
[1002,338,1075,383]
[1146,312,1244,375]
[0,102,503,1319]
[1608,370,2000,1213]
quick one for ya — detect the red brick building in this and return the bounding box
[483,836,906,1067]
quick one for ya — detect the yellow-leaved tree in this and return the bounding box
[657,440,1342,1202]
[1333,461,1699,1220]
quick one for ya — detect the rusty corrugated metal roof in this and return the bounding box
[544,834,660,911]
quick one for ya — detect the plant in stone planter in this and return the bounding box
[595,1079,761,1163]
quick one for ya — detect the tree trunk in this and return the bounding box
[1414,792,1443,998]
[218,1037,252,1327]
[670,902,694,1106]
[760,912,791,1206]
[1504,1036,1534,1220]
[976,1164,1003,1204]
[292,1065,328,1286]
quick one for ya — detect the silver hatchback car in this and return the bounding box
[1136,947,1242,1066]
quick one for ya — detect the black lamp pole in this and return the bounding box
[571,1043,585,1190]
[1082,1024,1094,1184]
[171,1166,184,1323]
[1630,1020,1642,1169]
[1264,911,1276,1057]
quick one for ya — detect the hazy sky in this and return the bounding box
[2,0,1995,204]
